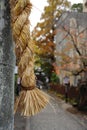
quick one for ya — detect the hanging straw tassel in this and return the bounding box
[10,0,49,116]
[15,88,49,116]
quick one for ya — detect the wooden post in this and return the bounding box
[0,0,15,130]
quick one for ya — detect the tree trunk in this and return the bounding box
[0,0,15,130]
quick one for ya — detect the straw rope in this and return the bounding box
[10,0,49,116]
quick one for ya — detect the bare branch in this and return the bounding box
[62,26,82,56]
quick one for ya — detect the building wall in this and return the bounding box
[55,12,87,86]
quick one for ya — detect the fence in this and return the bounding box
[50,84,79,100]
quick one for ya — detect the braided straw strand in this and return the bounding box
[10,0,49,116]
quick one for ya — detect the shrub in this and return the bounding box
[50,72,60,85]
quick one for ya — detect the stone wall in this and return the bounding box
[0,0,15,130]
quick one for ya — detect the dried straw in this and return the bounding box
[10,0,49,116]
[15,88,49,116]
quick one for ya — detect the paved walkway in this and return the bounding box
[14,91,87,130]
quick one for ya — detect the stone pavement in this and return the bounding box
[49,90,87,115]
[14,91,87,130]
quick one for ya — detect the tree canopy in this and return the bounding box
[32,0,70,57]
[71,3,83,12]
[32,0,70,80]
